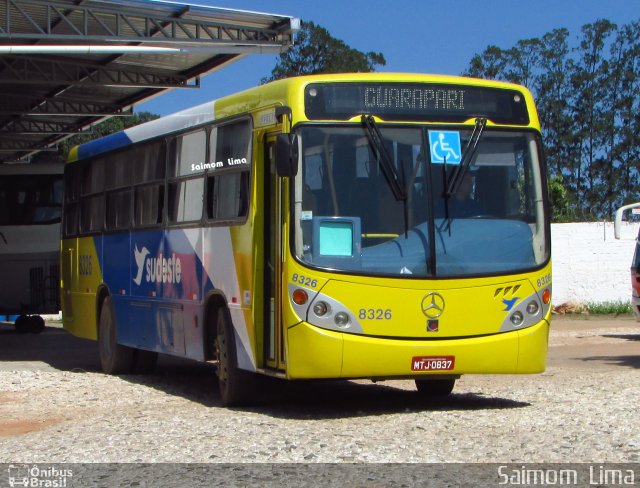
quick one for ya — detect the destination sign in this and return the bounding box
[304,82,529,125]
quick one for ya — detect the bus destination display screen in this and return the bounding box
[304,82,530,125]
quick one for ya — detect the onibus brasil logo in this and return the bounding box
[7,464,73,488]
[133,244,182,285]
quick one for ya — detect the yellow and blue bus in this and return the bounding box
[61,73,551,405]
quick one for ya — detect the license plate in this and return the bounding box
[411,356,455,371]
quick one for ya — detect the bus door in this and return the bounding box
[264,137,286,371]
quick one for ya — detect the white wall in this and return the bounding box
[551,222,638,305]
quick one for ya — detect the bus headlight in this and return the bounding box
[334,312,350,328]
[313,301,329,317]
[510,311,524,326]
[526,300,540,315]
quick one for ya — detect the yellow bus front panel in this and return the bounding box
[286,317,549,379]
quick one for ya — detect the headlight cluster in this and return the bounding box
[510,299,541,327]
[311,299,351,328]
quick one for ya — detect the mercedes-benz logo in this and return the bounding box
[421,292,445,319]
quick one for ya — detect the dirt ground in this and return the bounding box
[0,314,638,464]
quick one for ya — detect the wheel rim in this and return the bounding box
[99,307,113,363]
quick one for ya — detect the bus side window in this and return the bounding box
[167,130,206,224]
[206,119,251,223]
[106,189,131,230]
[168,178,204,223]
[105,150,133,231]
[79,158,105,234]
[63,164,81,237]
[207,171,249,221]
[131,139,166,228]
[79,194,105,233]
[134,184,164,227]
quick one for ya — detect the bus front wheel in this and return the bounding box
[215,307,254,407]
[14,315,44,334]
[415,378,456,397]
[98,296,134,374]
[15,315,30,334]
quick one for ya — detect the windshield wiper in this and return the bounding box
[440,117,487,234]
[361,114,409,238]
[445,117,487,197]
[361,115,406,201]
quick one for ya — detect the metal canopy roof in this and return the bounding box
[0,0,298,163]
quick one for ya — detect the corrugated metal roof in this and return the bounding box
[0,0,297,163]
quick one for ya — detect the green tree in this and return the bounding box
[614,21,640,204]
[464,45,508,80]
[263,21,386,82]
[535,29,575,183]
[548,174,572,222]
[463,18,640,221]
[570,20,617,218]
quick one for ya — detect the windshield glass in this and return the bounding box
[292,125,548,278]
[0,175,63,226]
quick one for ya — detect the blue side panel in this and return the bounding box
[164,229,212,360]
[164,229,204,301]
[129,230,164,299]
[99,228,214,358]
[130,230,164,350]
[77,131,132,161]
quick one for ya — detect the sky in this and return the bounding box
[138,0,639,116]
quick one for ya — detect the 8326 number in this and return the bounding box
[358,308,392,320]
[291,273,317,288]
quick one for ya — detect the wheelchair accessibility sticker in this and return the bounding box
[429,130,462,164]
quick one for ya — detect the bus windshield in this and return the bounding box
[292,124,548,278]
[0,174,63,226]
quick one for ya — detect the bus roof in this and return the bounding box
[68,73,538,163]
[67,101,216,163]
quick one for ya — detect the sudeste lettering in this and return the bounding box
[145,253,182,284]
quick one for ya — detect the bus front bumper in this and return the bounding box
[285,319,550,379]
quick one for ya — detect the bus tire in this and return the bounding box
[98,296,134,374]
[132,349,158,374]
[415,378,455,397]
[15,315,30,334]
[215,307,254,407]
[28,315,45,334]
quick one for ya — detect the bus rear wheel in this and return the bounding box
[98,296,134,374]
[215,307,255,407]
[14,315,44,334]
[415,378,456,397]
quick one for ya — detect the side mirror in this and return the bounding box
[275,133,299,177]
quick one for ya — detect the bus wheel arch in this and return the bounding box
[96,285,111,335]
[203,292,229,362]
[204,292,256,406]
